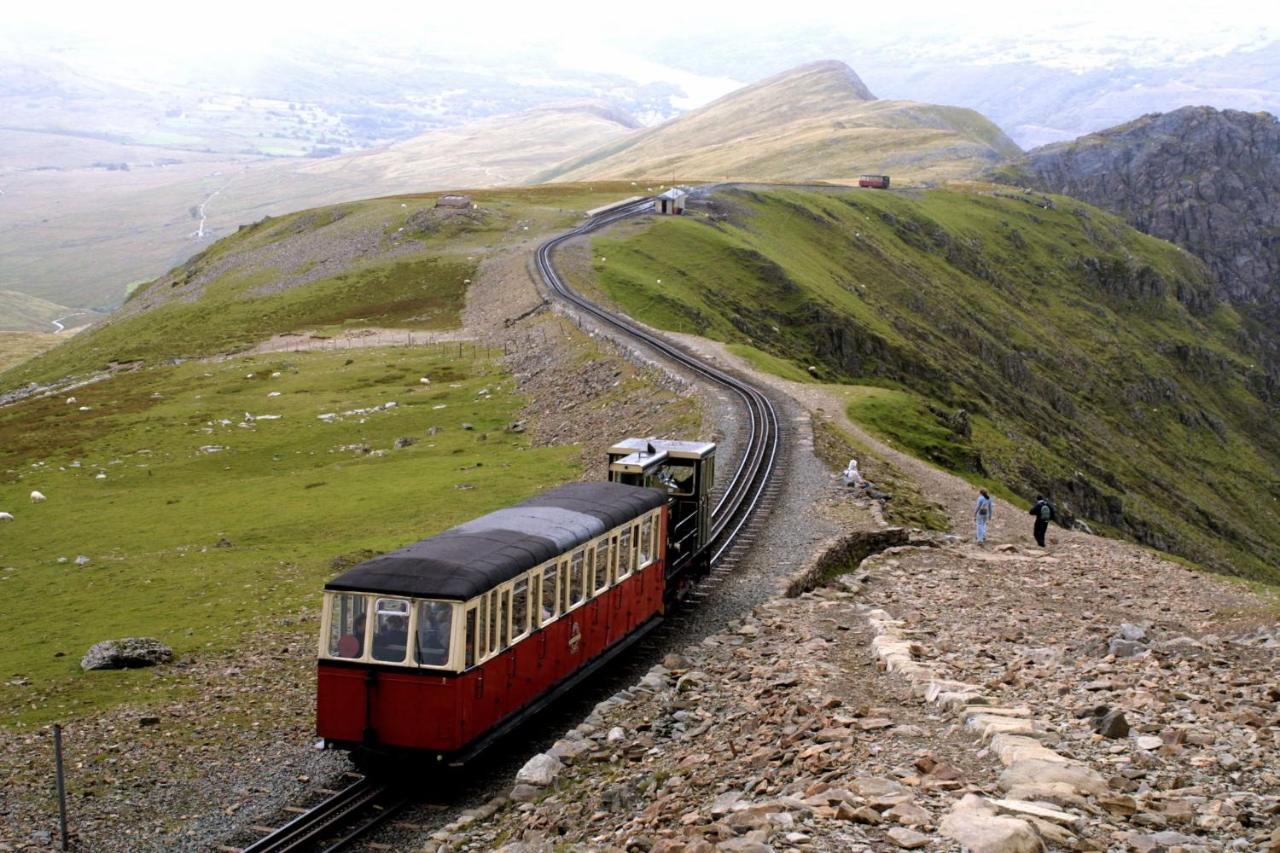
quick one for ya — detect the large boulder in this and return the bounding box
[81,638,173,671]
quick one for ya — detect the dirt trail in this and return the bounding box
[661,331,1073,547]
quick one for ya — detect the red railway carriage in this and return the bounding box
[316,481,672,763]
[858,174,891,189]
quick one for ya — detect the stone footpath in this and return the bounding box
[426,532,1279,853]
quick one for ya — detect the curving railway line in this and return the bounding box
[236,195,783,853]
[535,197,783,565]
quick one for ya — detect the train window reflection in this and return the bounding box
[512,579,529,640]
[415,601,453,666]
[618,527,632,577]
[638,516,653,567]
[371,598,410,662]
[569,551,585,607]
[657,463,696,496]
[591,546,606,593]
[541,567,559,625]
[327,593,368,659]
[464,606,477,668]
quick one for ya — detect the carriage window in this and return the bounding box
[415,601,454,667]
[512,579,529,641]
[327,593,369,659]
[498,588,510,650]
[487,590,499,654]
[591,544,607,593]
[639,516,654,567]
[476,594,489,661]
[569,551,586,607]
[612,534,627,581]
[371,598,410,663]
[598,542,613,587]
[464,606,477,668]
[618,526,632,578]
[541,566,559,625]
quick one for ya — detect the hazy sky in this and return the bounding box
[11,0,1278,62]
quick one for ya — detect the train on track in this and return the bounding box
[315,437,716,765]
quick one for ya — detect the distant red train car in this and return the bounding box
[858,174,891,189]
[316,438,715,764]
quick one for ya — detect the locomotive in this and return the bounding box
[315,437,716,764]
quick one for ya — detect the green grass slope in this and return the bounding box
[0,183,640,390]
[0,348,577,726]
[587,185,1280,582]
[537,61,1022,186]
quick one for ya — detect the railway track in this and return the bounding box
[237,195,782,853]
[534,197,783,566]
[223,775,411,853]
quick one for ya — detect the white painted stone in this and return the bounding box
[515,753,563,787]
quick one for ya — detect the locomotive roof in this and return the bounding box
[325,481,667,600]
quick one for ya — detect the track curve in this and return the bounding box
[241,196,783,853]
[533,198,782,564]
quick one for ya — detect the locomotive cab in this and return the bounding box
[607,438,715,585]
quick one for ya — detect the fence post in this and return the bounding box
[54,724,68,851]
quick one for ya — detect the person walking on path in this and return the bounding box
[974,489,994,545]
[1029,495,1055,548]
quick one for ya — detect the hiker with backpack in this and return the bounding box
[974,489,994,545]
[1029,495,1055,547]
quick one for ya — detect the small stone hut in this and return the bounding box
[654,188,688,215]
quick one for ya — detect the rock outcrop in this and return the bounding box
[80,638,174,671]
[1003,106,1280,307]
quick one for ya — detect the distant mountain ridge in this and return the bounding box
[537,60,1020,185]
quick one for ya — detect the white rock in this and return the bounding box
[514,753,562,787]
[991,798,1084,829]
[606,726,626,743]
[939,794,1043,853]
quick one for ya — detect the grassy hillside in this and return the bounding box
[0,332,61,373]
[0,183,640,389]
[584,185,1280,583]
[0,289,72,332]
[538,61,1022,186]
[0,106,638,323]
[0,181,668,726]
[0,347,577,726]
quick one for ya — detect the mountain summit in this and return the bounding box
[537,60,1018,184]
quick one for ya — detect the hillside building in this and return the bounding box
[655,188,688,215]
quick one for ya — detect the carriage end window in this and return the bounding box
[371,598,410,663]
[464,606,478,668]
[327,593,368,659]
[415,601,454,667]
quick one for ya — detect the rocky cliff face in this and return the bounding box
[1002,106,1280,305]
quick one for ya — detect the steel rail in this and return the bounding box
[237,776,408,853]
[533,198,781,564]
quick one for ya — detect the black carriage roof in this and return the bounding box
[325,481,667,601]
